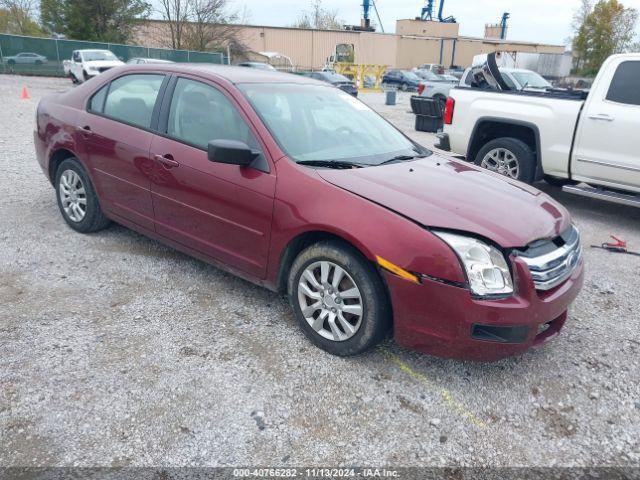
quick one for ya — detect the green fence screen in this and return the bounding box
[0,33,227,76]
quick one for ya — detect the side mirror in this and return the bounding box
[207,139,260,167]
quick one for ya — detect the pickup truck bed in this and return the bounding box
[439,52,640,204]
[444,87,585,180]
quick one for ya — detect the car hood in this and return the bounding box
[317,156,570,248]
[85,60,123,68]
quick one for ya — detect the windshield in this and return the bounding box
[239,83,427,165]
[402,71,421,82]
[82,50,118,62]
[510,71,551,89]
[416,69,442,81]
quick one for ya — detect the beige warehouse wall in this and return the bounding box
[133,21,564,71]
[396,19,460,38]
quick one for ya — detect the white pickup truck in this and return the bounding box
[437,53,640,207]
[63,49,124,83]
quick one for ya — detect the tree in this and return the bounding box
[292,0,343,30]
[155,0,241,52]
[40,0,151,43]
[0,0,44,35]
[572,0,638,75]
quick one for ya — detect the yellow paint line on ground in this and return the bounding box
[380,347,486,428]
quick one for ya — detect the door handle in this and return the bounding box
[154,154,180,169]
[78,125,92,138]
[588,113,614,122]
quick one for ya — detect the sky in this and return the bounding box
[234,0,640,46]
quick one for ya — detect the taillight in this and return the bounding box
[417,83,425,95]
[444,97,455,124]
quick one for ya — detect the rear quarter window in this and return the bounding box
[89,85,108,112]
[606,61,640,106]
[102,74,165,129]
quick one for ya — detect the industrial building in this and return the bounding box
[134,2,565,71]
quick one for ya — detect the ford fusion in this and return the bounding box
[34,65,584,361]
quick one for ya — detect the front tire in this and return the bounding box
[55,158,110,233]
[288,240,391,356]
[475,137,536,184]
[400,82,408,91]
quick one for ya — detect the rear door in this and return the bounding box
[148,75,276,278]
[572,58,640,191]
[79,73,168,230]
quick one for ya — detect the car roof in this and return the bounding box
[117,63,325,85]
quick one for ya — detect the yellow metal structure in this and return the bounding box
[334,62,388,91]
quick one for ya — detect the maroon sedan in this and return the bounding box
[34,64,584,361]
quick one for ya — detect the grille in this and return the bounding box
[517,226,582,291]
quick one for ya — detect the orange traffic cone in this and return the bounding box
[21,86,30,100]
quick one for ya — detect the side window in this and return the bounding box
[167,78,257,150]
[103,74,164,129]
[89,84,108,112]
[502,74,517,91]
[73,51,80,62]
[606,61,640,106]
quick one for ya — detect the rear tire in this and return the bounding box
[288,240,391,356]
[55,158,110,233]
[475,137,536,184]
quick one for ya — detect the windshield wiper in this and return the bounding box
[296,160,368,169]
[377,154,428,166]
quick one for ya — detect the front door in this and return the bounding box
[571,58,640,192]
[81,73,166,230]
[149,76,276,278]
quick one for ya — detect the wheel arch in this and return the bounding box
[48,148,79,185]
[275,229,385,296]
[468,117,544,181]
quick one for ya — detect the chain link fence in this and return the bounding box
[0,34,227,77]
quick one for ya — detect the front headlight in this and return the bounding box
[433,231,514,297]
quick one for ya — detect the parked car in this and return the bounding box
[418,63,445,74]
[307,71,358,97]
[127,58,174,64]
[460,66,553,92]
[237,61,277,71]
[414,69,458,111]
[65,49,124,84]
[3,52,47,65]
[438,53,640,207]
[34,64,583,361]
[381,69,422,91]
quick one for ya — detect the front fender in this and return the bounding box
[266,160,466,287]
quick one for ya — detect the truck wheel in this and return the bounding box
[288,240,391,357]
[544,175,578,187]
[475,137,536,184]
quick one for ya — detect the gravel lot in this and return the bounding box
[1,75,639,468]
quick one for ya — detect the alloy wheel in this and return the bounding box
[481,148,520,178]
[59,169,87,222]
[297,260,363,342]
